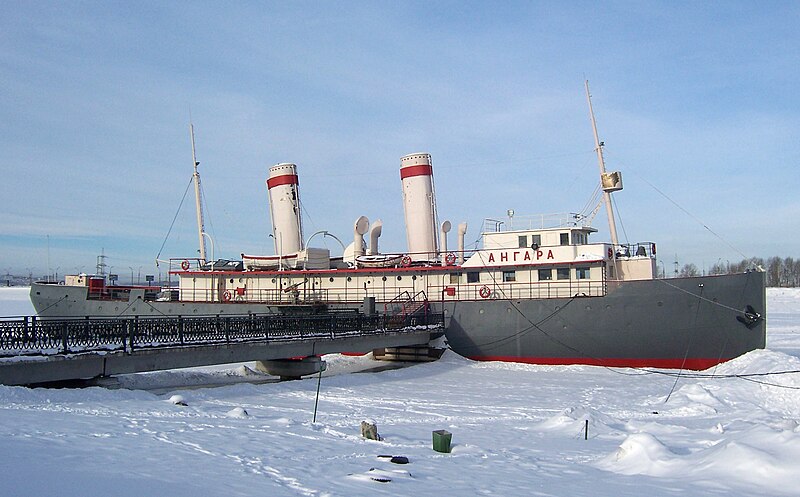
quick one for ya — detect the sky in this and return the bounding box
[1,1,798,279]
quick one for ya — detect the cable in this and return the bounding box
[156,177,194,262]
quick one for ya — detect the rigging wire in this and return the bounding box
[604,150,750,260]
[199,180,219,257]
[156,176,194,263]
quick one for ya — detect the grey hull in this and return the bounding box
[437,271,766,369]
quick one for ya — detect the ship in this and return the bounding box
[29,83,766,370]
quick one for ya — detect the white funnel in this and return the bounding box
[267,163,303,254]
[400,153,438,261]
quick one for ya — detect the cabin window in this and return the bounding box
[560,233,569,246]
[532,234,541,248]
[449,273,461,284]
[538,268,552,281]
[576,267,590,279]
[467,272,480,283]
[502,270,516,282]
[557,268,570,280]
[518,235,527,248]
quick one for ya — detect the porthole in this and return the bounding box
[382,276,387,281]
[329,277,334,282]
[271,278,276,283]
[397,276,402,281]
[479,309,484,314]
[657,301,664,307]
[412,275,417,280]
[347,277,352,282]
[229,278,234,283]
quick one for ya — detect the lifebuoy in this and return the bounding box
[607,247,613,259]
[401,255,412,267]
[181,260,190,270]
[445,252,456,265]
[479,285,491,299]
[222,290,231,302]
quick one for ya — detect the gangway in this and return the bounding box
[0,310,443,386]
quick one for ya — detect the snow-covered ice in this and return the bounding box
[1,287,798,496]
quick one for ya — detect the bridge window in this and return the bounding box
[557,268,570,280]
[576,267,590,279]
[449,273,461,284]
[502,270,516,282]
[518,235,527,248]
[532,234,541,248]
[467,272,480,283]
[538,268,552,281]
[560,233,569,246]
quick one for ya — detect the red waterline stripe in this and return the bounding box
[468,355,727,371]
[400,164,433,180]
[267,174,299,189]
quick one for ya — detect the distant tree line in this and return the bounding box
[672,257,800,287]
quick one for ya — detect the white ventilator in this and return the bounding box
[400,153,438,261]
[440,221,451,266]
[267,163,304,254]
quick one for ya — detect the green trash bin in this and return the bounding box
[432,429,452,453]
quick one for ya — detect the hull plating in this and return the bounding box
[438,271,766,370]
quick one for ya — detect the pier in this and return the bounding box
[0,310,442,386]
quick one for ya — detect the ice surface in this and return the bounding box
[1,287,799,496]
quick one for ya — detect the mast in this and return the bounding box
[585,80,620,250]
[190,124,207,262]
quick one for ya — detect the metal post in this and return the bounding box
[312,365,323,423]
[179,315,184,345]
[61,322,69,354]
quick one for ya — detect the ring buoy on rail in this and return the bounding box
[445,252,457,265]
[401,255,412,267]
[479,285,491,299]
[222,290,232,302]
[181,260,190,270]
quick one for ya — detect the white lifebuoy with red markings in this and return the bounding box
[401,255,412,267]
[479,285,491,299]
[181,260,190,270]
[445,252,456,265]
[222,290,231,302]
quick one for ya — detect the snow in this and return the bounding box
[1,287,799,496]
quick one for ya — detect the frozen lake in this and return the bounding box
[1,287,798,496]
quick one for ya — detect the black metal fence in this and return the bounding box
[0,311,444,357]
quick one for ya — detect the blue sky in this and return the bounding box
[1,1,798,279]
